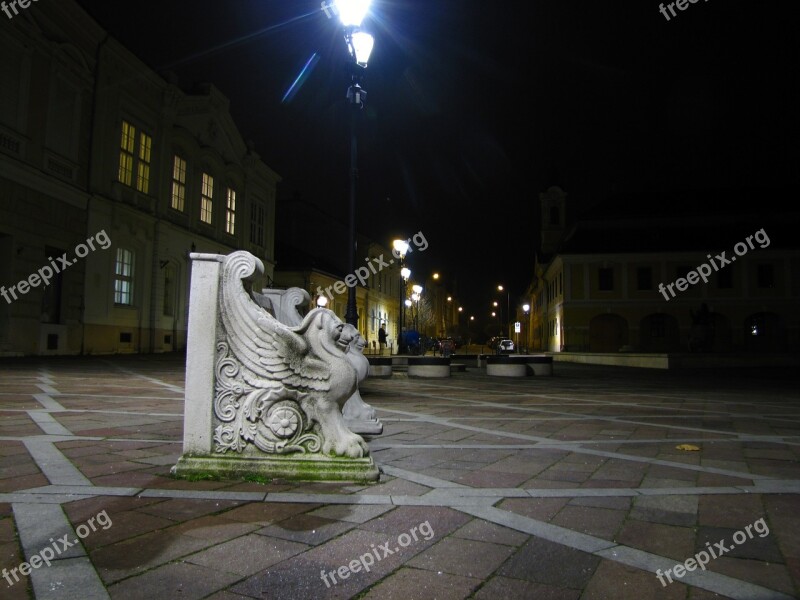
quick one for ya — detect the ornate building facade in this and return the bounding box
[0,1,279,355]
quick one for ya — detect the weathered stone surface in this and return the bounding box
[174,251,379,482]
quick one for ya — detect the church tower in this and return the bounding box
[540,186,567,255]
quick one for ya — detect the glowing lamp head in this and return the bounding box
[412,284,423,294]
[335,0,371,27]
[401,267,411,280]
[394,239,410,257]
[348,30,374,67]
[317,296,329,307]
[405,299,412,307]
[523,304,531,312]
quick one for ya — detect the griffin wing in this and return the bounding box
[220,252,330,393]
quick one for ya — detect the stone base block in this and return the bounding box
[368,365,393,378]
[345,418,384,436]
[173,453,380,483]
[487,363,527,377]
[407,357,451,378]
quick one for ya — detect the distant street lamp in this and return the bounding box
[522,303,531,353]
[328,0,375,328]
[394,239,410,353]
[498,284,510,337]
[411,284,423,338]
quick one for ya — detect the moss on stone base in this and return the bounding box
[172,453,380,483]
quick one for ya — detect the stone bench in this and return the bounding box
[367,357,393,378]
[407,357,451,378]
[522,355,554,376]
[486,355,529,377]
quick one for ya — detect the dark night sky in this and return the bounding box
[74,0,797,317]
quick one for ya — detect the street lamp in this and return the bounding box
[411,284,423,337]
[329,0,374,328]
[394,239,410,353]
[522,303,530,353]
[498,284,510,337]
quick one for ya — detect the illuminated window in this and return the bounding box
[250,201,265,246]
[200,173,214,224]
[118,121,152,193]
[136,131,152,193]
[118,121,135,186]
[171,155,186,211]
[225,188,236,235]
[114,248,135,305]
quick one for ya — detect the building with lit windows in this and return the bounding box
[521,187,800,356]
[0,1,279,355]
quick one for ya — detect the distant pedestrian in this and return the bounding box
[378,325,387,355]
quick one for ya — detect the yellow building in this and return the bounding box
[522,187,800,354]
[0,1,279,355]
[274,241,402,354]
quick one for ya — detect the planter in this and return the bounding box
[407,357,451,378]
[486,355,528,377]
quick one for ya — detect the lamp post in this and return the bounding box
[522,303,530,353]
[411,284,422,332]
[328,0,375,327]
[394,238,410,353]
[498,285,510,337]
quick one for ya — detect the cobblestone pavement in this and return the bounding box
[1,355,799,599]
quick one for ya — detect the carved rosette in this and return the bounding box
[212,342,322,455]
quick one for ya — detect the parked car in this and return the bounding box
[497,338,515,353]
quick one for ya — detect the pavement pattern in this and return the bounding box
[1,355,799,599]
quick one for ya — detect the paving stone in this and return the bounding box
[631,495,699,527]
[615,520,695,562]
[107,560,242,599]
[709,556,796,596]
[550,505,627,539]
[308,504,395,524]
[582,557,687,599]
[473,576,580,600]
[359,566,480,600]
[407,537,516,579]
[498,497,570,521]
[136,498,244,521]
[497,537,600,588]
[91,528,217,583]
[695,525,783,562]
[358,506,471,538]
[220,502,318,525]
[185,532,309,576]
[451,519,529,547]
[255,513,357,545]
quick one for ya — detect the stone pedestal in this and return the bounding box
[172,252,379,483]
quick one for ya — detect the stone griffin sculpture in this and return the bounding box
[213,251,369,459]
[342,332,383,435]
